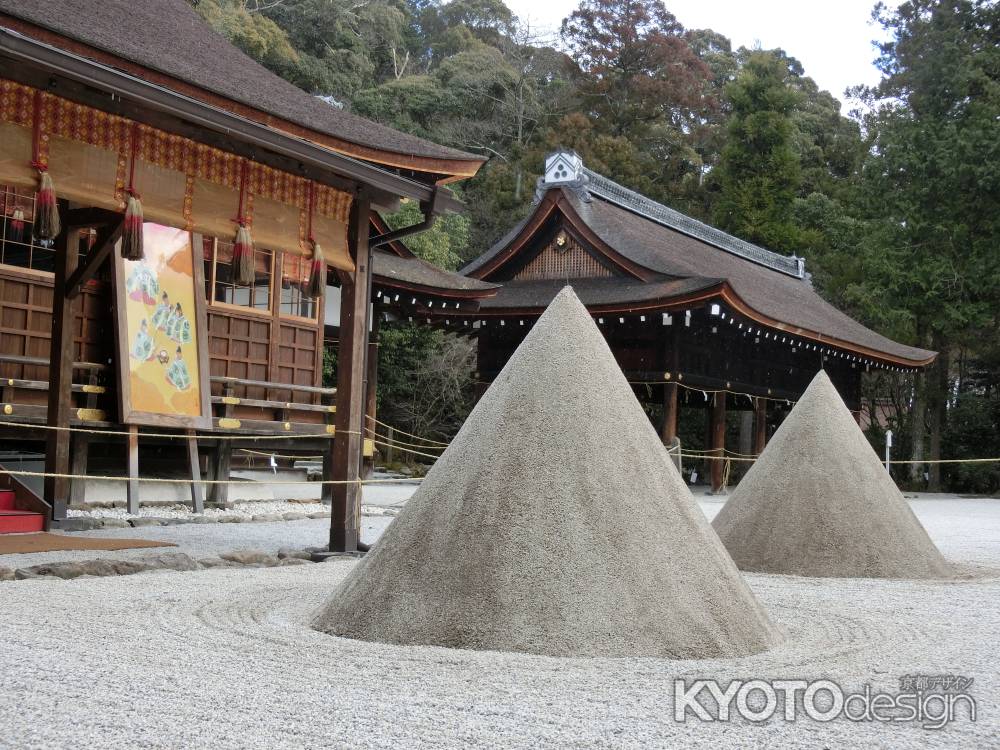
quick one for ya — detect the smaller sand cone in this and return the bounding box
[121,194,145,261]
[232,224,255,286]
[33,171,60,241]
[712,370,951,579]
[9,208,25,242]
[304,240,325,298]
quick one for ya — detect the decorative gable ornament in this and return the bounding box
[544,151,583,185]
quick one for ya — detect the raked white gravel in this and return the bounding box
[0,497,998,748]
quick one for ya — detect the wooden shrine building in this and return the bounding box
[0,0,488,550]
[434,152,936,492]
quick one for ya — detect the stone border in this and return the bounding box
[0,546,333,582]
[57,510,335,532]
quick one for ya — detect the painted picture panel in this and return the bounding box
[114,223,211,428]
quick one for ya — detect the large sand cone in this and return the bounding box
[713,370,951,579]
[314,287,781,658]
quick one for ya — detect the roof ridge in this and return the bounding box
[578,167,806,280]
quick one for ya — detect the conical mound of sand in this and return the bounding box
[712,370,951,579]
[314,287,781,658]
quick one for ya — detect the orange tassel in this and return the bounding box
[304,240,325,298]
[34,171,60,241]
[232,224,255,286]
[121,193,145,261]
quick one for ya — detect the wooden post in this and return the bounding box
[126,425,139,514]
[362,313,380,478]
[710,391,726,493]
[68,435,89,507]
[753,397,767,454]
[661,382,678,444]
[385,425,395,465]
[44,227,77,523]
[186,429,204,514]
[208,386,234,508]
[327,195,372,552]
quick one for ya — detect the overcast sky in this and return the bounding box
[503,0,895,111]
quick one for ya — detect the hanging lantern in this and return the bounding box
[120,123,145,261]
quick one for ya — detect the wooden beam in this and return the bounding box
[327,194,372,552]
[753,397,767,455]
[65,219,123,299]
[63,206,122,229]
[710,392,727,494]
[43,226,77,522]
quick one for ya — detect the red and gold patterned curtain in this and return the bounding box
[0,79,353,270]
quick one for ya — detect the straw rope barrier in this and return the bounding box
[365,415,449,446]
[0,467,423,486]
[0,420,353,441]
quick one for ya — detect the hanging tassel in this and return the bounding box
[34,171,60,241]
[121,193,145,261]
[120,123,145,260]
[9,208,24,242]
[232,223,256,286]
[304,239,325,298]
[230,159,256,286]
[303,181,324,299]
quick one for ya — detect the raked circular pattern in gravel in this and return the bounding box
[1,497,998,748]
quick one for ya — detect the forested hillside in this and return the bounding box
[193,0,999,493]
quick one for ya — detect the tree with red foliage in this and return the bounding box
[560,0,716,143]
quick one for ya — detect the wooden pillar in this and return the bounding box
[710,391,726,493]
[126,425,139,515]
[186,430,204,514]
[327,195,371,552]
[208,386,234,508]
[362,313,380,478]
[753,397,767,454]
[44,228,77,523]
[661,382,678,444]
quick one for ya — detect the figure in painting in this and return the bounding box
[166,302,192,344]
[166,346,192,391]
[125,263,160,306]
[130,319,155,361]
[151,291,172,331]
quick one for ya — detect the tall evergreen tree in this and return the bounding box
[712,50,802,253]
[854,0,1000,488]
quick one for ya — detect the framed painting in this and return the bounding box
[112,223,212,428]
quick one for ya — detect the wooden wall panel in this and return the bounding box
[207,310,271,399]
[275,322,319,403]
[0,269,110,382]
[514,236,613,281]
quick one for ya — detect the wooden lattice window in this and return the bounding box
[278,252,317,320]
[202,237,272,312]
[0,185,58,273]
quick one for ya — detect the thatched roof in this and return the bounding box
[463,166,934,366]
[0,0,483,177]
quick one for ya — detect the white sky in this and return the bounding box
[504,0,895,111]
